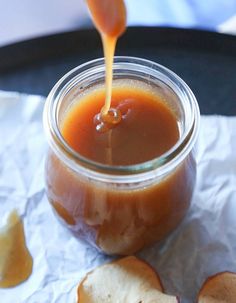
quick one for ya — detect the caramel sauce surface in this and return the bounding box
[62,86,179,166]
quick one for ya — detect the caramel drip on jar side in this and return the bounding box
[0,210,33,288]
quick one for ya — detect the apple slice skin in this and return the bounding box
[197,271,236,303]
[77,256,179,303]
[133,257,164,292]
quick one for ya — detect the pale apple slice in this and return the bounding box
[198,271,236,303]
[77,256,179,303]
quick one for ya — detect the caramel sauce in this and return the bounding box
[62,85,179,165]
[46,83,196,255]
[86,0,126,121]
[46,143,195,255]
[86,0,126,38]
[0,210,33,288]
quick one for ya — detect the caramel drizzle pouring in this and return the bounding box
[86,0,126,164]
[100,35,116,117]
[86,0,126,119]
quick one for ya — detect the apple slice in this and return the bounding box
[77,256,179,302]
[198,272,236,303]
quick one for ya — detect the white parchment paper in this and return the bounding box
[0,91,236,303]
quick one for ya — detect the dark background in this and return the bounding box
[0,27,235,115]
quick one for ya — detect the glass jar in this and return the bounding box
[43,57,200,255]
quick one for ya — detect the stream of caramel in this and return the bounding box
[86,0,126,118]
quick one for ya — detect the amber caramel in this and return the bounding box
[45,84,196,255]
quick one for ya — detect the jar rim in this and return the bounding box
[43,56,200,183]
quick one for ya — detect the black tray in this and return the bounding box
[0,27,236,115]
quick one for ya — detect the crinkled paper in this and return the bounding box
[0,91,236,303]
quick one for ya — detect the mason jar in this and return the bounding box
[43,57,200,255]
